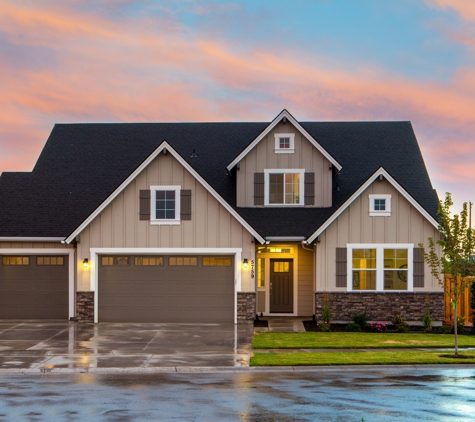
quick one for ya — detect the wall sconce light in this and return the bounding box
[83,258,89,269]
[243,258,248,269]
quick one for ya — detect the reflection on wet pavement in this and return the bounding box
[0,321,254,369]
[0,368,474,421]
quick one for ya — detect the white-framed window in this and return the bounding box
[347,244,413,292]
[150,185,181,225]
[264,169,305,206]
[369,194,391,216]
[274,133,295,154]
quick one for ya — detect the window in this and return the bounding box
[264,169,304,206]
[2,256,29,265]
[369,194,391,216]
[257,258,265,287]
[150,186,181,225]
[134,256,163,266]
[169,257,197,266]
[274,133,295,153]
[348,244,412,291]
[37,256,64,266]
[203,257,232,266]
[101,256,129,266]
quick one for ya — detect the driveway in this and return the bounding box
[0,321,254,371]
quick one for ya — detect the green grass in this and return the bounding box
[252,332,475,349]
[250,350,475,366]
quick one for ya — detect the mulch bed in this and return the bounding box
[303,321,439,333]
[253,319,269,327]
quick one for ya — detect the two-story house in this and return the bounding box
[0,110,443,323]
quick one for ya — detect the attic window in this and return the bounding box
[369,194,391,217]
[274,133,295,154]
[150,186,181,225]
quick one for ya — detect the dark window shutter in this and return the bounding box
[254,173,264,205]
[413,247,424,288]
[304,172,315,205]
[139,190,151,221]
[180,190,192,220]
[336,247,347,287]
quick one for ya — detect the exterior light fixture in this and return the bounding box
[243,258,248,269]
[83,258,89,269]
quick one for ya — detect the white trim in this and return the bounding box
[0,237,65,242]
[274,133,295,154]
[265,236,306,241]
[346,243,413,292]
[89,247,242,324]
[65,142,265,245]
[369,194,392,217]
[227,109,342,171]
[264,169,305,206]
[0,249,75,319]
[150,185,181,225]
[307,167,439,243]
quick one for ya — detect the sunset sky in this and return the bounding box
[1,0,474,214]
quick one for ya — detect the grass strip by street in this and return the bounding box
[250,350,475,366]
[252,332,475,349]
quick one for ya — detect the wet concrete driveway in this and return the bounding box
[0,321,254,371]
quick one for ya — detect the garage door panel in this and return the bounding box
[98,255,234,323]
[0,256,68,319]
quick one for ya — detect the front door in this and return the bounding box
[270,259,293,313]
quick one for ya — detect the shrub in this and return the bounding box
[438,325,452,334]
[352,308,369,329]
[345,322,361,332]
[319,322,331,332]
[370,321,388,333]
[391,315,410,333]
[321,294,332,324]
[422,301,433,332]
[457,316,466,334]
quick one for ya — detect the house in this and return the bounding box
[0,109,444,323]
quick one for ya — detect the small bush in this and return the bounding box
[352,308,369,329]
[438,325,452,334]
[319,322,331,332]
[345,322,361,332]
[322,296,332,324]
[422,301,433,332]
[457,316,466,334]
[370,321,388,333]
[391,315,410,333]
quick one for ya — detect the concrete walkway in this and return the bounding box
[0,321,254,372]
[253,317,307,332]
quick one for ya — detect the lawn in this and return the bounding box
[250,350,475,366]
[252,332,475,349]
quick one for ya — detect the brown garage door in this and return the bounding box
[0,255,69,319]
[98,255,234,323]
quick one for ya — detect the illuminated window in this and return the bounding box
[101,256,129,266]
[203,257,232,266]
[265,169,304,205]
[37,256,64,266]
[134,257,163,266]
[2,256,29,265]
[169,257,197,266]
[273,261,290,273]
[257,258,265,287]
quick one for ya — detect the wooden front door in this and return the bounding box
[270,259,293,313]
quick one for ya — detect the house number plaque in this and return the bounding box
[250,260,255,279]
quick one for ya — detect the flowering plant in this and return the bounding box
[370,321,388,333]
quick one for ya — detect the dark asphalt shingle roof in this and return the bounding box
[0,120,439,239]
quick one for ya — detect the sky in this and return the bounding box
[0,0,474,216]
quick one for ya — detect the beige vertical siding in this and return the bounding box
[236,121,332,207]
[76,152,255,291]
[316,179,441,292]
[257,291,265,313]
[297,244,314,316]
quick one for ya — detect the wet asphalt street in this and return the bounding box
[0,367,473,421]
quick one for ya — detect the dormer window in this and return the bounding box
[274,133,295,154]
[264,169,304,206]
[369,194,391,216]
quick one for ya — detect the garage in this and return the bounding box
[98,255,235,323]
[0,255,69,319]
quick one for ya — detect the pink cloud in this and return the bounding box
[426,0,475,21]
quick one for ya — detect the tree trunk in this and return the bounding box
[454,299,459,356]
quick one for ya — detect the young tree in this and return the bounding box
[420,193,475,356]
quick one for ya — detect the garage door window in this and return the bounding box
[134,257,164,266]
[169,257,197,266]
[37,257,64,265]
[2,256,29,265]
[101,256,130,266]
[203,257,232,266]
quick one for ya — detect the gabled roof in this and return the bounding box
[0,117,439,240]
[226,109,342,171]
